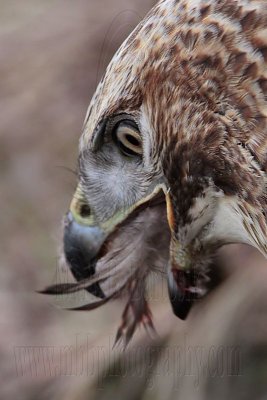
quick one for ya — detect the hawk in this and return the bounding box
[43,0,267,346]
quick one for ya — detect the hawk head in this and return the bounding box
[43,0,267,345]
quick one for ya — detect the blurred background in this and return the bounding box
[1,1,267,399]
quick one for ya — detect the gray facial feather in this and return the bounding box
[80,143,158,222]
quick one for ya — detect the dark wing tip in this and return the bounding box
[37,283,79,295]
[65,296,110,311]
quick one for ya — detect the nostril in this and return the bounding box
[80,204,91,218]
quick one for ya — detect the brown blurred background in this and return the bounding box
[1,1,267,399]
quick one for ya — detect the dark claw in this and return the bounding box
[167,268,199,320]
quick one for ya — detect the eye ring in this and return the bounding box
[112,120,142,157]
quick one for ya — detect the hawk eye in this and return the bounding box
[112,121,142,157]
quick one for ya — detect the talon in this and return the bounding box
[167,268,199,320]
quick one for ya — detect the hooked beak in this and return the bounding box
[63,211,106,298]
[64,185,107,298]
[60,183,167,299]
[43,182,199,321]
[65,185,199,319]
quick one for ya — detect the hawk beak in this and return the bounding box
[63,183,167,297]
[64,184,107,298]
[58,182,199,320]
[165,192,197,320]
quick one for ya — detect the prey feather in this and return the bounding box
[41,204,170,345]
